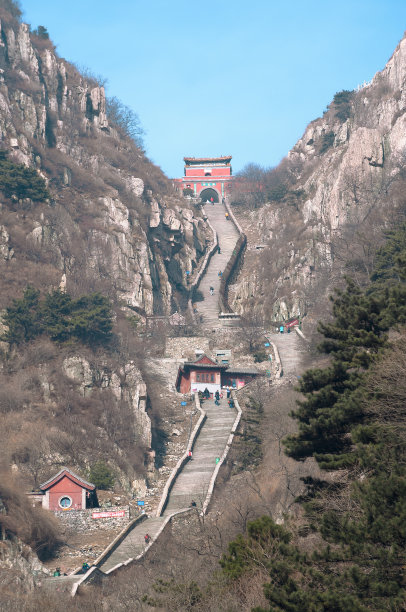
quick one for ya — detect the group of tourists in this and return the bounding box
[53,561,90,577]
[198,387,235,407]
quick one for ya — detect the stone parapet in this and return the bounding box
[155,393,206,516]
[219,201,247,313]
[201,390,242,514]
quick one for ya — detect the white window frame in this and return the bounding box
[59,495,73,509]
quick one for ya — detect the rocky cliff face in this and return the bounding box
[0,6,208,494]
[230,36,406,322]
[0,16,206,314]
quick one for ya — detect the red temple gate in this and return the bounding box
[173,156,233,201]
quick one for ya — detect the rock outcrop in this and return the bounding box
[231,35,406,321]
[0,6,209,512]
[0,14,207,316]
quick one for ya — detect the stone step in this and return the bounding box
[83,208,242,580]
[194,203,240,327]
[98,517,166,573]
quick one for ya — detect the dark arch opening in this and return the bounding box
[200,188,219,203]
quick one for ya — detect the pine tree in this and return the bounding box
[284,279,387,468]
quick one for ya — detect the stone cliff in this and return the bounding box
[230,35,406,322]
[0,6,207,494]
[0,16,206,315]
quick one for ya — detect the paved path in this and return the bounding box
[271,330,306,378]
[196,202,239,327]
[96,398,236,573]
[98,516,165,574]
[163,398,237,513]
[45,203,242,590]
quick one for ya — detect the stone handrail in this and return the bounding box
[104,507,194,576]
[188,209,218,322]
[265,335,282,378]
[224,199,244,234]
[92,513,148,569]
[218,200,247,313]
[72,508,195,594]
[295,327,307,341]
[201,390,242,515]
[155,393,206,516]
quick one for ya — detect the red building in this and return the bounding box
[176,354,226,396]
[176,354,259,396]
[39,468,97,511]
[173,156,233,202]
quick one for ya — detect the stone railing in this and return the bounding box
[71,391,241,595]
[201,390,242,515]
[92,513,148,569]
[265,334,282,378]
[72,508,194,594]
[295,327,307,341]
[70,512,148,595]
[104,507,194,577]
[188,209,218,322]
[218,200,247,313]
[155,393,206,516]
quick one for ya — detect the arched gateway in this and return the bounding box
[200,187,219,203]
[173,155,233,200]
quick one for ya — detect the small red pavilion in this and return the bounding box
[39,468,97,511]
[176,354,259,396]
[173,156,233,202]
[176,354,225,396]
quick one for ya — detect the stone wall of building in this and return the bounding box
[54,506,130,533]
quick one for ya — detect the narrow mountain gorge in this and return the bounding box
[230,34,406,324]
[0,1,405,609]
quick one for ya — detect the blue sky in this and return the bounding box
[21,0,406,178]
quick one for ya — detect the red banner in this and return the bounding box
[92,510,126,519]
[286,318,299,328]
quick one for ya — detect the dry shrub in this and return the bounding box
[0,6,20,26]
[4,69,42,96]
[30,34,55,53]
[0,472,62,560]
[0,259,60,307]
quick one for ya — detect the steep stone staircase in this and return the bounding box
[271,330,307,378]
[97,516,165,574]
[196,202,239,327]
[45,203,245,593]
[163,398,237,513]
[95,398,236,574]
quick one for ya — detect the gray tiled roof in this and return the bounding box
[39,467,95,491]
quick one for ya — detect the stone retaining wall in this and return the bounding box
[218,201,247,313]
[201,390,242,514]
[54,506,130,533]
[188,208,218,321]
[155,393,206,516]
[165,336,210,359]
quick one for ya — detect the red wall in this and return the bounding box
[191,370,221,384]
[179,371,190,394]
[185,167,231,178]
[185,168,206,177]
[48,476,84,511]
[211,167,231,176]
